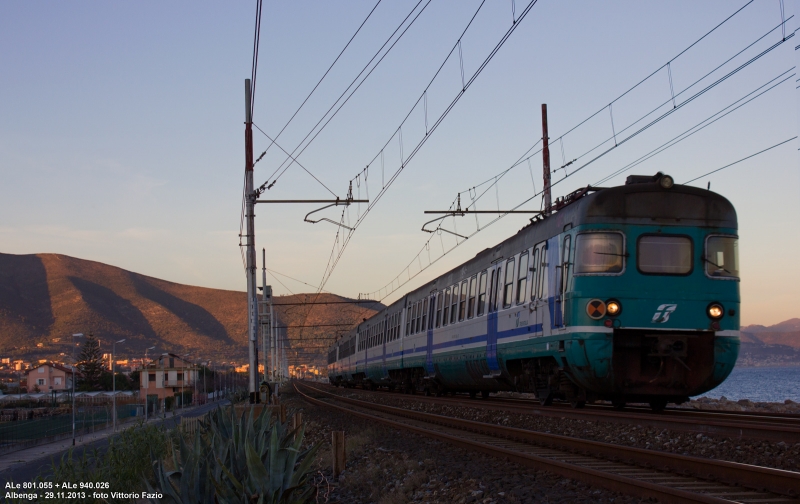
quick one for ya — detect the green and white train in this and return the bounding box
[327,173,740,411]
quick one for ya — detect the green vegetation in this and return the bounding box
[76,333,104,391]
[148,405,320,503]
[11,405,320,504]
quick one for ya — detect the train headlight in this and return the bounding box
[659,175,674,189]
[707,303,724,320]
[586,299,606,320]
[606,299,622,316]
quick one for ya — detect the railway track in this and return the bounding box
[323,383,800,442]
[297,382,800,504]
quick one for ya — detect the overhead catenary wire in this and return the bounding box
[317,0,540,293]
[360,13,794,302]
[684,136,797,185]
[256,0,383,164]
[446,10,793,221]
[593,68,795,186]
[260,0,433,191]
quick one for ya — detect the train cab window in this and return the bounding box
[477,271,487,316]
[575,232,624,274]
[503,258,515,308]
[467,275,477,318]
[705,235,739,279]
[421,298,428,331]
[406,307,412,336]
[638,235,692,275]
[516,252,529,304]
[435,291,443,328]
[442,288,451,326]
[450,284,459,324]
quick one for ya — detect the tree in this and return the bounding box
[77,333,105,391]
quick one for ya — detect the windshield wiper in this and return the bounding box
[593,252,629,258]
[702,256,731,274]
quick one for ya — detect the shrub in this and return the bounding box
[147,405,320,503]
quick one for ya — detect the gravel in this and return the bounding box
[284,388,649,504]
[315,385,800,473]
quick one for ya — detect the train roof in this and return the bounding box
[402,174,736,296]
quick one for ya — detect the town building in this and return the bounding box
[139,353,198,405]
[26,362,77,392]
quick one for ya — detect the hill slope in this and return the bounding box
[0,253,381,365]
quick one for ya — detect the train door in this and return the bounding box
[547,235,565,329]
[530,243,546,332]
[486,262,503,374]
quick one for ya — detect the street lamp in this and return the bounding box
[71,333,84,446]
[112,339,125,431]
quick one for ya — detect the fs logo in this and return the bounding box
[652,304,677,323]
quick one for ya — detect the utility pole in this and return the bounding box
[541,104,552,215]
[244,78,259,404]
[260,248,272,385]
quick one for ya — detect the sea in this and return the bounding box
[695,366,800,403]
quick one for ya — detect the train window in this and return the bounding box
[503,258,515,308]
[435,291,443,328]
[450,284,459,324]
[413,302,420,334]
[442,288,451,326]
[530,248,539,300]
[562,235,572,294]
[467,275,477,318]
[538,244,547,299]
[638,235,692,275]
[516,252,529,304]
[575,232,624,274]
[487,270,494,311]
[406,307,412,336]
[421,298,428,332]
[477,271,487,316]
[705,235,739,279]
[458,280,468,321]
[416,300,423,333]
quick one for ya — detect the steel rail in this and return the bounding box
[295,384,800,503]
[324,383,800,442]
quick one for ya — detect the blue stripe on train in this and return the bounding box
[355,323,545,366]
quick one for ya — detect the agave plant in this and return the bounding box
[147,405,320,504]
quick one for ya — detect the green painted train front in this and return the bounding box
[563,223,740,404]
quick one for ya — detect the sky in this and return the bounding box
[1,1,797,327]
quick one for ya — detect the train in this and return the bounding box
[327,173,740,411]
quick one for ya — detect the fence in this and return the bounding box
[0,399,143,455]
[179,413,208,436]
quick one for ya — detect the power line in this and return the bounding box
[253,123,337,197]
[594,68,795,186]
[317,0,540,292]
[364,35,794,302]
[260,0,433,190]
[451,9,792,220]
[257,0,383,163]
[684,136,797,184]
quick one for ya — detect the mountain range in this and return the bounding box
[1,252,797,367]
[0,252,382,366]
